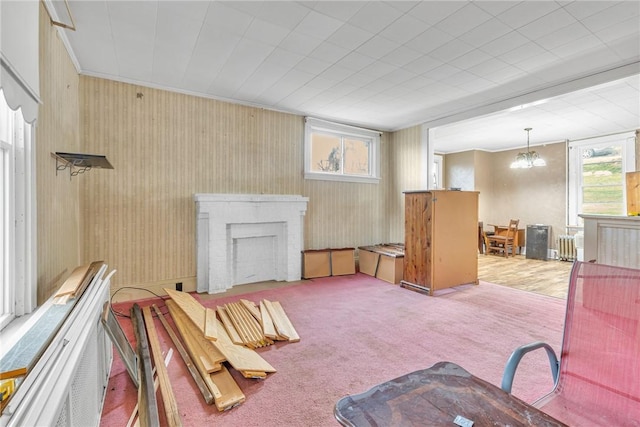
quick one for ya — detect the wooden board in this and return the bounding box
[217,306,244,345]
[166,301,244,411]
[141,306,182,427]
[166,300,223,373]
[627,171,640,216]
[204,308,217,341]
[151,305,214,406]
[131,304,160,427]
[259,301,278,340]
[240,299,261,321]
[164,288,209,339]
[263,300,300,342]
[376,255,404,284]
[331,248,356,276]
[210,317,276,374]
[301,250,331,278]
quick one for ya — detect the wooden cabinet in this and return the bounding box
[402,190,479,295]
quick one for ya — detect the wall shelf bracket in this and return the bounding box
[52,152,113,180]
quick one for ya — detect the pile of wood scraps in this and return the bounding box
[112,289,300,426]
[53,261,104,304]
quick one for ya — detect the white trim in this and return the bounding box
[304,117,381,184]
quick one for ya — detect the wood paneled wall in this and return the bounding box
[79,77,389,292]
[36,4,82,304]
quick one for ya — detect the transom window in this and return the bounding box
[304,118,380,184]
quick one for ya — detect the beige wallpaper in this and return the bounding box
[36,4,82,304]
[78,77,389,295]
[386,125,423,243]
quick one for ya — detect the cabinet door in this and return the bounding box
[403,192,432,286]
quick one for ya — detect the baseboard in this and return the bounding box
[110,277,197,303]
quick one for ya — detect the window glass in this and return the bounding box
[304,118,380,184]
[568,132,636,226]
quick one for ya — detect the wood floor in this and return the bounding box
[201,254,574,302]
[478,254,573,299]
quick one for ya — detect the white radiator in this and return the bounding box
[558,235,577,261]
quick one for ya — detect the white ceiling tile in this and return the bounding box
[308,42,350,63]
[348,2,404,31]
[339,52,377,72]
[535,22,591,50]
[258,2,312,30]
[202,2,253,36]
[311,1,366,21]
[62,0,639,146]
[244,19,291,46]
[581,2,640,33]
[479,30,529,57]
[496,1,562,29]
[379,14,431,45]
[326,23,374,50]
[380,46,423,68]
[295,10,344,39]
[428,39,474,63]
[434,3,493,37]
[458,18,513,48]
[278,31,324,56]
[410,1,467,25]
[405,27,455,54]
[517,8,578,40]
[356,36,400,59]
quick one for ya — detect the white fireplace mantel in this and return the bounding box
[195,193,309,294]
[580,214,640,268]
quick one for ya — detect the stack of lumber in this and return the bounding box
[53,261,104,304]
[156,289,299,411]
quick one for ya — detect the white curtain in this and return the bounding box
[1,0,40,124]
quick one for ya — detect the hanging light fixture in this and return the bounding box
[510,127,546,169]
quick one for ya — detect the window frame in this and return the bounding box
[304,117,381,184]
[0,89,36,330]
[568,131,636,227]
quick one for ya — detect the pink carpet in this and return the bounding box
[100,274,566,427]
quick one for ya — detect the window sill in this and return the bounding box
[304,172,381,184]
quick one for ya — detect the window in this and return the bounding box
[433,154,443,189]
[0,89,36,330]
[304,118,381,183]
[568,132,636,227]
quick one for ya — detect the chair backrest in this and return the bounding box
[543,261,640,423]
[505,219,519,239]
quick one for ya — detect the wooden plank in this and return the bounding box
[210,317,276,374]
[166,300,223,373]
[224,302,255,347]
[264,300,300,342]
[54,264,91,297]
[217,306,243,345]
[204,308,217,341]
[141,306,182,427]
[166,300,245,411]
[209,365,246,411]
[128,350,173,427]
[0,367,27,380]
[131,304,160,427]
[151,304,214,405]
[164,288,208,339]
[259,301,278,340]
[240,299,261,321]
[166,301,223,402]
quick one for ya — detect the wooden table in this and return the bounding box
[488,224,526,254]
[334,361,567,427]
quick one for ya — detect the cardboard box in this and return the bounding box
[331,248,356,276]
[376,254,404,284]
[301,250,331,279]
[358,247,380,277]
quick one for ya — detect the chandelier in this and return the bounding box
[510,127,546,169]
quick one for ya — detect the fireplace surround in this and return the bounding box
[195,193,309,294]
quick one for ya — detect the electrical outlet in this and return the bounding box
[176,282,183,291]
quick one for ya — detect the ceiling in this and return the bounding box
[48,1,640,153]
